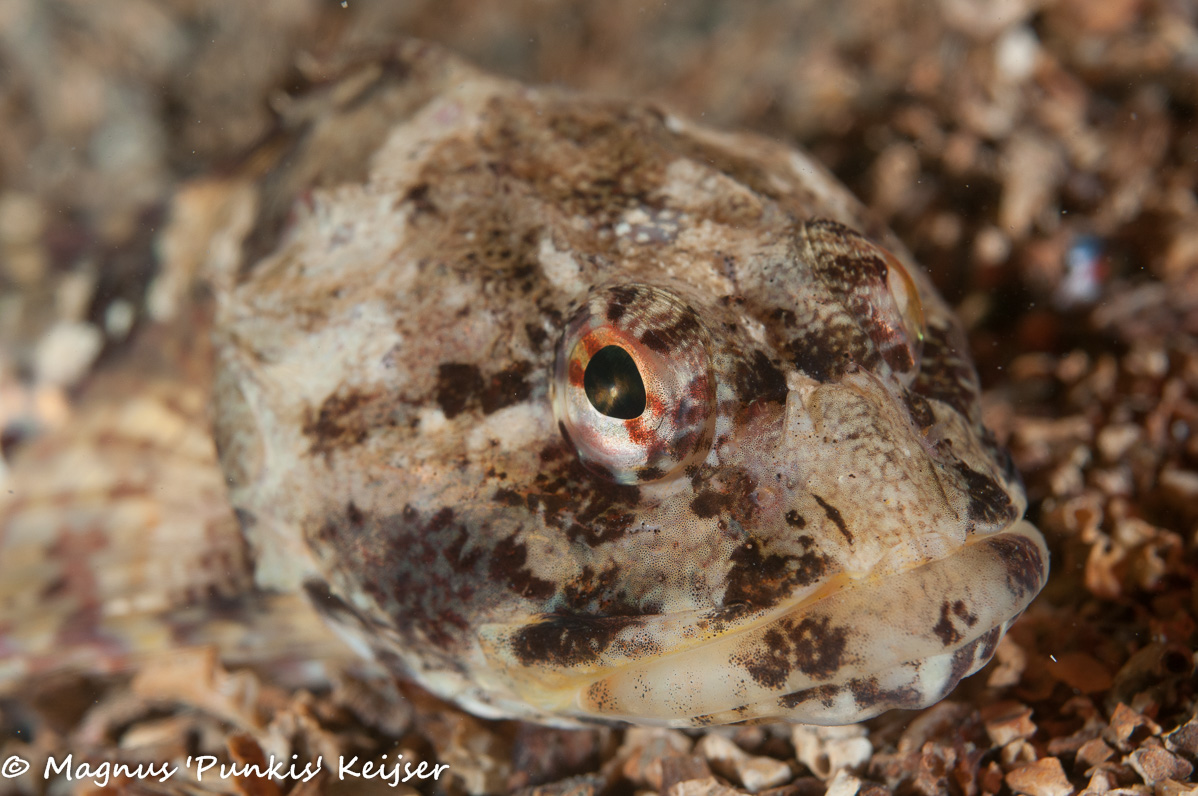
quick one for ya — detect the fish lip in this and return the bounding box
[478,520,1047,726]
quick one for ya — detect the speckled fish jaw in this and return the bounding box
[475,520,1046,727]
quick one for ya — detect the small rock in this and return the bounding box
[104,298,136,340]
[1002,740,1038,767]
[1085,535,1125,601]
[419,710,510,796]
[823,768,862,796]
[1075,738,1115,769]
[1000,131,1064,238]
[117,715,195,759]
[33,321,104,388]
[791,725,872,780]
[515,774,604,796]
[131,647,273,731]
[1055,0,1143,33]
[696,734,791,793]
[1159,468,1198,513]
[1164,719,1198,758]
[331,671,413,738]
[56,267,98,323]
[1126,746,1193,785]
[616,728,693,791]
[912,742,958,795]
[1081,767,1117,794]
[1155,779,1198,796]
[0,192,48,287]
[973,224,1012,267]
[660,756,714,793]
[1004,757,1074,796]
[666,776,749,796]
[895,702,974,753]
[1107,704,1161,752]
[980,761,1005,794]
[1096,424,1141,463]
[226,732,285,796]
[766,778,842,796]
[994,25,1039,83]
[982,702,1037,746]
[509,724,610,791]
[939,0,1038,38]
[987,636,1030,689]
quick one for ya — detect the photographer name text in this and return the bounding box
[1,753,448,788]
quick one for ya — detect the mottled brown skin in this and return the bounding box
[202,42,1046,727]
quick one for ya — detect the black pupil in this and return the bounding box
[584,346,646,419]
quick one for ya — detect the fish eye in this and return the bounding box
[553,285,716,484]
[584,346,646,419]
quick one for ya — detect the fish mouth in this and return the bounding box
[478,520,1047,727]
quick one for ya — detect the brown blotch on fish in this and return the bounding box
[511,612,645,667]
[666,134,785,213]
[787,330,848,383]
[849,676,923,710]
[403,182,437,215]
[770,307,797,328]
[303,388,377,459]
[435,363,484,419]
[739,615,850,689]
[978,624,1002,663]
[812,494,853,544]
[932,599,979,646]
[443,523,485,574]
[723,539,830,610]
[779,683,841,710]
[786,616,851,679]
[604,285,643,322]
[941,625,1003,699]
[953,461,1017,527]
[523,458,641,545]
[689,467,756,521]
[732,350,789,404]
[561,564,658,617]
[434,359,534,419]
[489,535,556,601]
[303,579,372,628]
[524,322,549,350]
[912,323,979,419]
[636,466,665,482]
[742,627,795,689]
[902,389,937,431]
[638,308,702,354]
[489,100,668,221]
[306,503,487,656]
[990,535,1047,598]
[481,360,533,414]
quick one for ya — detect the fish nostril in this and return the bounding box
[752,487,778,509]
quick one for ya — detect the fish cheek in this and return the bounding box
[304,502,496,658]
